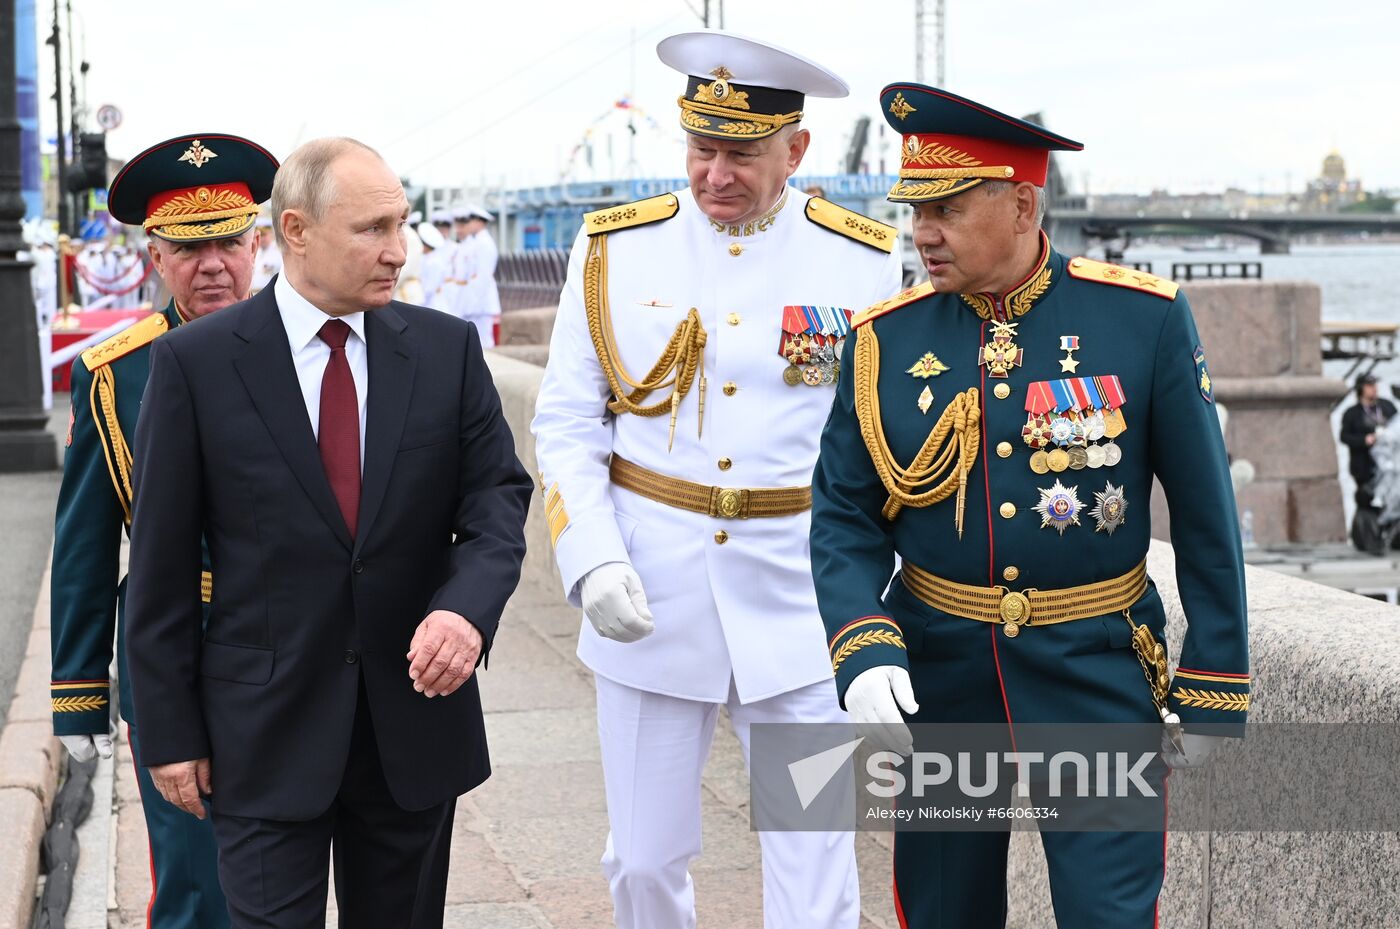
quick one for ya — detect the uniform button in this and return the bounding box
[727,313,741,326]
[1003,566,1020,582]
[353,559,364,574]
[714,530,729,544]
[729,243,743,257]
[718,457,733,471]
[344,649,359,664]
[999,502,1016,519]
[996,441,1013,458]
[993,383,1011,400]
[722,381,737,396]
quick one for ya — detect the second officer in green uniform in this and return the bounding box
[49,133,278,929]
[809,84,1249,926]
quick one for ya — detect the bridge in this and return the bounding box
[1047,209,1400,255]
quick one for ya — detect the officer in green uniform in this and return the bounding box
[809,84,1249,926]
[50,133,278,929]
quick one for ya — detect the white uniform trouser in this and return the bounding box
[594,674,859,929]
[464,314,496,349]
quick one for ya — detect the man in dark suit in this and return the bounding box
[125,137,533,929]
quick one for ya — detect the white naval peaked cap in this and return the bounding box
[656,30,849,99]
[417,221,445,250]
[430,209,453,224]
[467,205,495,222]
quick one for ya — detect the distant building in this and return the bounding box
[1302,150,1365,212]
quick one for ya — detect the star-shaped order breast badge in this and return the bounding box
[1033,479,1083,534]
[1089,481,1128,535]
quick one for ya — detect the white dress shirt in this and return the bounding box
[274,272,368,470]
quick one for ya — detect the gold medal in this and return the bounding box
[1029,450,1050,474]
[1103,408,1127,439]
[802,365,823,386]
[1068,447,1089,470]
[1103,441,1122,467]
[1086,444,1107,469]
[783,365,803,386]
[1047,448,1070,472]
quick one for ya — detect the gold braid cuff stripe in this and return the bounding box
[53,695,110,713]
[1172,688,1250,712]
[609,455,811,519]
[900,559,1148,628]
[831,630,905,673]
[853,326,981,533]
[583,233,708,451]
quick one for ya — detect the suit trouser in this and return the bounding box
[128,724,230,929]
[594,674,859,929]
[208,679,454,929]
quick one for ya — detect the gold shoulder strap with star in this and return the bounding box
[584,193,680,238]
[804,197,896,253]
[851,281,934,329]
[582,229,706,451]
[852,324,981,533]
[81,313,169,523]
[1066,257,1179,300]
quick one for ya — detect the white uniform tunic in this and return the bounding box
[532,186,901,705]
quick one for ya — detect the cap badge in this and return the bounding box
[694,66,749,110]
[178,140,218,169]
[889,92,917,121]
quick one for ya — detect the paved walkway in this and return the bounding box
[87,569,900,927]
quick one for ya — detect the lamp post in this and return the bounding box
[0,0,59,471]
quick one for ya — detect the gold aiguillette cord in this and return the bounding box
[583,233,707,451]
[853,326,981,534]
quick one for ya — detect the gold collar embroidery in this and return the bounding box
[709,188,790,237]
[961,232,1053,321]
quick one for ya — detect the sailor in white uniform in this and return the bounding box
[531,29,902,929]
[459,205,500,348]
[250,213,282,294]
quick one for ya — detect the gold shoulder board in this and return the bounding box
[584,193,680,237]
[852,281,936,329]
[81,313,169,372]
[804,197,896,253]
[1066,257,1179,301]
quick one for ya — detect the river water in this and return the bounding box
[1121,241,1400,531]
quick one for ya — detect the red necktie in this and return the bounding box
[317,320,360,537]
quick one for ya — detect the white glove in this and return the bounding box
[60,732,114,763]
[580,562,655,643]
[845,665,920,756]
[1161,730,1225,769]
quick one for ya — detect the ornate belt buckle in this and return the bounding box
[713,487,745,519]
[998,590,1032,638]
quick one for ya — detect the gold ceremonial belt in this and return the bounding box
[609,456,811,519]
[900,560,1147,638]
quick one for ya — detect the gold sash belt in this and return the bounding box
[900,560,1147,638]
[608,456,811,519]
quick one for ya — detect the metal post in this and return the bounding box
[0,0,59,470]
[48,0,66,235]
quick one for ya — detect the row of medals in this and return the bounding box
[782,334,842,387]
[1021,406,1126,474]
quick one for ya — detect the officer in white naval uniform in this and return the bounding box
[459,206,500,348]
[417,220,452,313]
[531,30,901,929]
[250,213,283,294]
[429,208,465,318]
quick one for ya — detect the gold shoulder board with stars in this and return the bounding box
[804,197,896,253]
[584,193,680,238]
[1066,257,1179,301]
[851,281,935,329]
[81,313,169,372]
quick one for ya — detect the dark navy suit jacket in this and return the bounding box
[126,284,532,819]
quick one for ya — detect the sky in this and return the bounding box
[34,0,1400,197]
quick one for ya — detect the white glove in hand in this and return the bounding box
[845,666,920,756]
[581,562,655,643]
[60,732,114,763]
[1161,730,1225,769]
